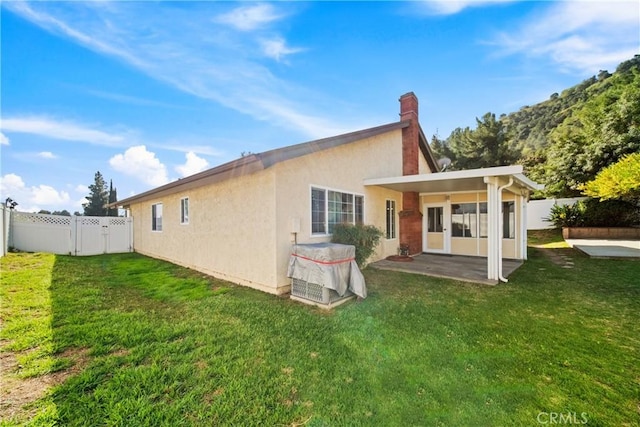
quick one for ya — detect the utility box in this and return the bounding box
[287,243,366,309]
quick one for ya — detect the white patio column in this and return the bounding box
[519,194,528,260]
[484,177,500,281]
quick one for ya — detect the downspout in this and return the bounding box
[497,178,514,283]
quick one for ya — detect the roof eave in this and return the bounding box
[109,120,410,208]
[363,165,542,193]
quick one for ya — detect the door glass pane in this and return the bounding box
[428,207,443,232]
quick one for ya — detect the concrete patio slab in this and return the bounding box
[370,253,523,285]
[565,239,640,259]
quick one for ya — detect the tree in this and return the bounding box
[52,210,71,216]
[581,153,640,203]
[429,135,453,161]
[446,113,519,170]
[543,70,640,197]
[83,171,109,216]
[108,180,118,217]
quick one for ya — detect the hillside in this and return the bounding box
[504,56,639,155]
[432,55,640,198]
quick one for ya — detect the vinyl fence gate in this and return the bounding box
[8,211,133,256]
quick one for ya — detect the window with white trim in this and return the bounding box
[479,202,488,238]
[386,200,396,239]
[451,203,477,237]
[450,201,514,239]
[311,186,364,235]
[152,203,163,231]
[502,201,515,239]
[180,197,189,224]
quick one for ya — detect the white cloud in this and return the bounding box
[0,173,73,212]
[3,2,345,140]
[214,4,283,31]
[38,151,57,159]
[0,132,9,145]
[31,185,70,205]
[492,1,639,73]
[175,151,210,178]
[0,173,26,195]
[1,116,126,147]
[260,37,305,62]
[418,0,513,15]
[109,145,169,187]
[75,184,89,193]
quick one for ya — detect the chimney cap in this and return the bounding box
[399,91,417,100]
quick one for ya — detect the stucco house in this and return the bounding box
[112,93,539,294]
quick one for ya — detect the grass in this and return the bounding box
[1,230,639,426]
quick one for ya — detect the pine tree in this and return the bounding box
[108,180,118,217]
[445,113,518,170]
[83,171,108,216]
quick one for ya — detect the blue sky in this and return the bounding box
[1,1,638,213]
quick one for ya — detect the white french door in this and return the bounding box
[423,204,450,254]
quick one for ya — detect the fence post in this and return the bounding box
[0,206,8,257]
[72,215,80,256]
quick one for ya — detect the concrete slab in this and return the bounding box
[370,253,523,285]
[565,239,640,259]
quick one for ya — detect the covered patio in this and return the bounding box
[370,253,524,285]
[365,165,541,283]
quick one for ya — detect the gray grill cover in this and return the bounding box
[287,243,367,299]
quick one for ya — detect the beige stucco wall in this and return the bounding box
[418,150,432,174]
[129,168,279,294]
[128,128,412,295]
[273,130,406,291]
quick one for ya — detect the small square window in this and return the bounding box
[152,203,163,231]
[180,198,189,224]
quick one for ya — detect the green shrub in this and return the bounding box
[546,198,640,228]
[546,201,585,228]
[581,198,640,227]
[330,223,383,267]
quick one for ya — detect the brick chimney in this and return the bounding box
[398,92,423,255]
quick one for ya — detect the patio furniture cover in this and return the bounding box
[287,243,367,299]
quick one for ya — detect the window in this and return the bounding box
[450,200,514,239]
[386,200,396,239]
[427,207,443,232]
[180,198,189,224]
[502,201,515,239]
[311,188,326,234]
[479,202,488,238]
[451,203,477,237]
[152,203,163,231]
[311,187,364,235]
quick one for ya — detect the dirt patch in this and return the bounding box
[0,347,91,423]
[536,248,575,269]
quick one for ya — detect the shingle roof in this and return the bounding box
[111,120,436,208]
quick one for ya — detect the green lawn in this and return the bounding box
[1,231,639,426]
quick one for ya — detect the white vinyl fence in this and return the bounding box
[527,197,586,230]
[7,211,133,256]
